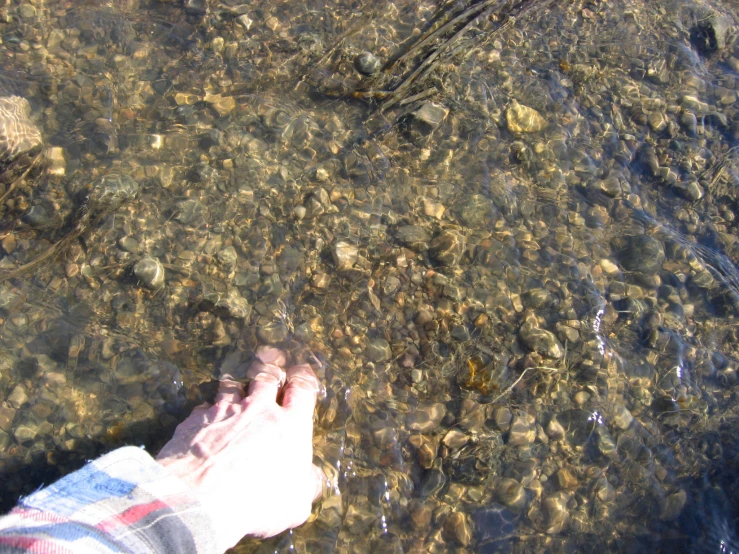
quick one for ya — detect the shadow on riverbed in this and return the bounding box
[0,379,218,514]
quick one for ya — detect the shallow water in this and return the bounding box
[1,0,739,551]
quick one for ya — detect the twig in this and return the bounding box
[489,365,558,403]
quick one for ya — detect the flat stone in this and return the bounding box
[542,491,570,533]
[442,428,469,449]
[496,478,527,511]
[660,489,687,521]
[14,424,37,443]
[612,404,634,429]
[332,241,358,271]
[407,403,446,433]
[508,413,536,447]
[430,230,465,266]
[0,405,16,431]
[519,321,564,359]
[408,102,449,137]
[395,225,430,251]
[366,338,391,362]
[556,468,578,490]
[506,99,547,133]
[443,512,472,546]
[7,385,28,409]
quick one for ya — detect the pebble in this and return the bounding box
[407,403,446,433]
[332,241,358,271]
[450,324,470,342]
[134,257,165,289]
[508,413,536,447]
[355,52,381,75]
[423,199,446,220]
[409,434,437,469]
[407,102,449,139]
[256,320,289,344]
[612,404,634,429]
[365,338,391,362]
[217,246,238,266]
[496,478,527,512]
[395,225,430,251]
[613,234,665,273]
[13,425,37,443]
[659,489,687,521]
[443,512,472,546]
[519,320,564,359]
[542,491,570,533]
[506,99,547,133]
[429,230,465,266]
[0,96,42,163]
[493,406,513,431]
[0,405,16,431]
[7,385,28,409]
[556,468,578,490]
[442,428,469,449]
[545,417,565,440]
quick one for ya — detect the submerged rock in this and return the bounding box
[0,96,42,164]
[355,51,381,75]
[134,257,165,289]
[506,99,547,134]
[613,234,665,273]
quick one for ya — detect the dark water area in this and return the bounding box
[1,0,739,551]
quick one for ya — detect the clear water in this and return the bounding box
[1,0,739,552]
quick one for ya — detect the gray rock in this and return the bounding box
[175,199,206,226]
[395,225,430,251]
[217,246,238,266]
[134,257,165,289]
[355,51,381,75]
[366,338,392,362]
[407,102,449,138]
[450,324,470,342]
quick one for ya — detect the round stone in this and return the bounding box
[366,338,391,362]
[134,257,165,289]
[355,51,381,75]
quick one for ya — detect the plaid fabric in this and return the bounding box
[0,446,218,553]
